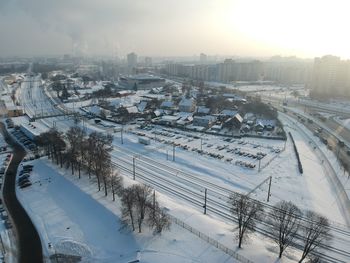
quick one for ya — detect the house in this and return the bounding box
[160,100,174,110]
[192,115,216,128]
[178,97,196,112]
[255,121,264,132]
[196,106,210,115]
[158,115,180,126]
[20,122,50,141]
[220,110,238,117]
[256,119,276,131]
[126,106,139,114]
[223,113,243,129]
[175,112,193,127]
[137,101,148,113]
[240,124,251,133]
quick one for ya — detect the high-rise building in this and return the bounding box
[199,53,207,64]
[144,57,152,67]
[127,52,138,68]
[310,55,350,97]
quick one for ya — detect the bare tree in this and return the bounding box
[36,128,65,165]
[133,184,152,233]
[121,187,136,231]
[298,210,332,263]
[228,193,264,248]
[109,171,123,201]
[90,132,113,193]
[147,194,171,234]
[86,133,97,178]
[269,201,301,258]
[66,126,81,175]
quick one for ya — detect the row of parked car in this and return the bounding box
[5,118,14,129]
[17,164,33,189]
[235,160,256,169]
[10,129,38,152]
[0,199,12,231]
[0,154,11,176]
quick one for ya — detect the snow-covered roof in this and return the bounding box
[154,109,164,117]
[256,119,276,126]
[176,112,193,118]
[88,105,101,115]
[20,121,50,137]
[161,115,180,121]
[233,113,243,123]
[221,110,238,117]
[109,99,122,108]
[193,115,216,122]
[126,106,139,114]
[244,112,255,120]
[197,106,210,114]
[137,101,148,112]
[160,101,174,108]
[179,97,195,107]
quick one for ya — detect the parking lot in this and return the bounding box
[132,125,284,171]
[5,119,39,155]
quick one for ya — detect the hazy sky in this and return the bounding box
[1,0,350,58]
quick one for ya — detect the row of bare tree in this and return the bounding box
[121,184,171,233]
[37,126,116,196]
[36,126,171,234]
[228,193,332,263]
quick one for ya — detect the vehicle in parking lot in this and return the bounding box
[18,178,30,186]
[19,181,32,189]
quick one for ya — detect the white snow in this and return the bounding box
[16,159,235,263]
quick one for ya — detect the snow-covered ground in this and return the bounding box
[0,131,15,263]
[10,76,350,262]
[335,117,350,130]
[16,159,235,263]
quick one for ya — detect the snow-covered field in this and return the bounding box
[16,159,235,263]
[336,117,350,130]
[10,77,350,262]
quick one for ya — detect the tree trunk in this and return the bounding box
[129,210,135,231]
[238,232,243,248]
[71,162,74,175]
[103,177,107,196]
[78,162,81,179]
[60,152,63,168]
[138,220,142,233]
[97,175,101,191]
[279,247,283,258]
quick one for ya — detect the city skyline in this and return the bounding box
[1,0,350,58]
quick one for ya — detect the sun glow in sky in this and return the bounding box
[1,0,350,58]
[224,0,350,58]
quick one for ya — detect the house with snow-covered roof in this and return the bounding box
[178,97,196,112]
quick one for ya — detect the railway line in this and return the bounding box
[19,75,350,262]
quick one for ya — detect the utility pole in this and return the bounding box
[200,137,203,151]
[203,188,207,214]
[153,190,156,219]
[267,176,272,202]
[172,144,175,161]
[121,125,124,144]
[258,158,261,172]
[133,156,136,180]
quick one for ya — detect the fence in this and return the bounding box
[169,215,254,263]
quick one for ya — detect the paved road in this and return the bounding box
[0,123,43,263]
